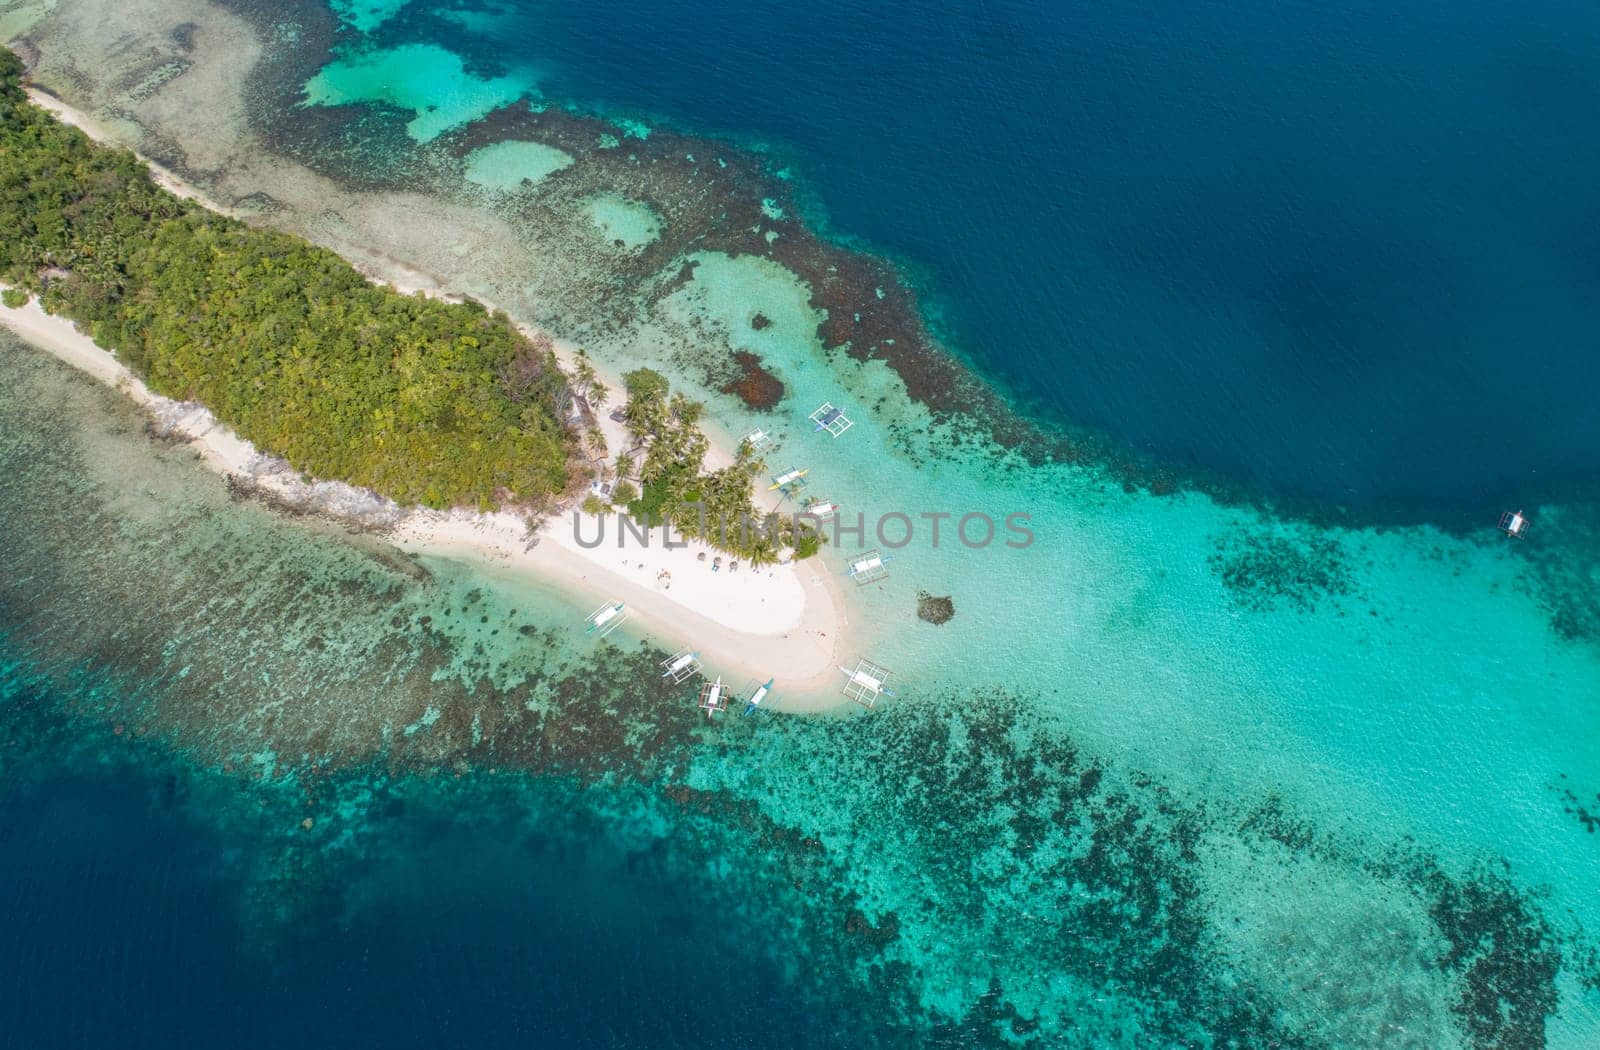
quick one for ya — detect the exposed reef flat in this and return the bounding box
[5,0,1600,1043]
[1,339,1590,1043]
[0,291,850,706]
[5,0,1244,513]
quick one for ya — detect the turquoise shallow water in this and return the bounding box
[303,42,531,142]
[5,0,1600,1041]
[292,8,1600,1038]
[0,339,870,1047]
[464,138,574,191]
[367,0,1600,518]
[5,220,1600,1044]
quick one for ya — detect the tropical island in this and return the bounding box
[0,46,846,697]
[0,48,570,510]
[6,4,1600,1043]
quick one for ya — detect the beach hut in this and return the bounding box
[660,648,701,683]
[847,549,891,586]
[809,401,854,438]
[1498,509,1530,538]
[840,659,894,708]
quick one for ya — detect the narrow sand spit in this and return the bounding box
[0,288,853,708]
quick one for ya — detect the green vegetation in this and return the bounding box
[0,48,572,509]
[1,287,28,308]
[613,367,819,562]
[622,366,670,404]
[792,531,823,560]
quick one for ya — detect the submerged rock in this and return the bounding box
[916,591,955,625]
[720,350,785,411]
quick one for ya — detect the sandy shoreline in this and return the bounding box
[0,295,853,709]
[0,87,856,710]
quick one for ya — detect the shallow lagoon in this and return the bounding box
[4,0,1600,1041]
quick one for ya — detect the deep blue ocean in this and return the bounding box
[484,0,1600,518]
[0,668,846,1050]
[8,0,1600,1045]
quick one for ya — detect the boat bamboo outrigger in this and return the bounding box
[840,658,894,708]
[742,677,775,716]
[809,401,854,438]
[802,496,838,522]
[1498,509,1530,538]
[698,676,728,717]
[768,466,810,496]
[847,549,891,585]
[584,601,628,637]
[660,648,701,683]
[741,428,776,454]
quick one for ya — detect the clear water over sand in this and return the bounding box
[4,0,1600,1043]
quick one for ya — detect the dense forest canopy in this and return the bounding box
[0,47,573,509]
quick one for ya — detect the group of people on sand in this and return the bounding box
[611,557,778,591]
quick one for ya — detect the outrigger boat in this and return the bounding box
[698,676,728,717]
[802,496,838,521]
[846,549,891,585]
[584,601,627,637]
[768,467,809,492]
[1498,509,1530,538]
[741,428,776,454]
[742,677,775,716]
[809,401,854,438]
[840,658,894,708]
[660,648,701,683]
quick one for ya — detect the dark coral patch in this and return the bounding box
[916,592,954,625]
[1553,775,1600,833]
[1420,861,1562,1049]
[720,350,785,411]
[1509,503,1600,644]
[1209,530,1356,614]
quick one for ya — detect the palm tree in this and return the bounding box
[678,428,709,475]
[734,439,766,476]
[624,395,665,441]
[669,393,704,428]
[744,533,780,567]
[573,352,598,397]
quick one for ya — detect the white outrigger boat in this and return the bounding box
[660,648,701,683]
[840,658,894,708]
[846,549,891,585]
[584,601,628,637]
[698,675,728,717]
[768,466,810,494]
[742,677,775,716]
[809,401,853,438]
[1498,509,1530,538]
[802,496,838,522]
[741,427,776,454]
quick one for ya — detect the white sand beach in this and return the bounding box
[1,283,853,710]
